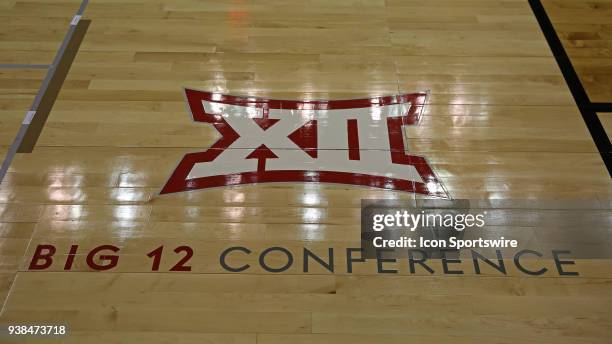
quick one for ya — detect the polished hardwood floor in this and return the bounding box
[543,0,612,102]
[0,0,611,343]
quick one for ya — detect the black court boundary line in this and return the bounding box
[590,103,612,113]
[528,0,612,177]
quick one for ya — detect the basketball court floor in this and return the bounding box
[0,0,611,342]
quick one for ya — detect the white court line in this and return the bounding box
[0,0,90,317]
[0,0,90,184]
[0,64,50,69]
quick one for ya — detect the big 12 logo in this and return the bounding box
[161,89,447,198]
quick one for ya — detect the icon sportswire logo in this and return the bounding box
[161,89,447,198]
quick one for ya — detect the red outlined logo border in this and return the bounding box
[160,89,450,199]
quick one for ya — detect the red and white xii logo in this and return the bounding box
[161,89,447,198]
